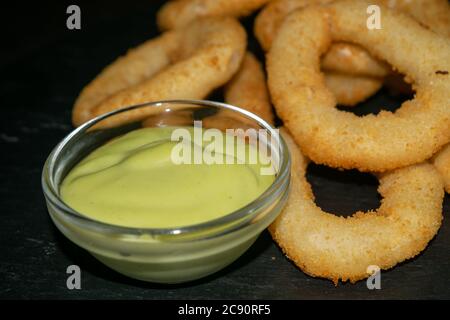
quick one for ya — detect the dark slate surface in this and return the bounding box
[0,1,449,299]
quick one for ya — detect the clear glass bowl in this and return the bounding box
[42,100,291,284]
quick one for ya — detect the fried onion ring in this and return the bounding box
[267,1,450,172]
[321,42,389,78]
[72,31,179,126]
[224,52,274,124]
[433,144,450,194]
[254,0,387,105]
[255,0,449,75]
[200,52,274,132]
[324,73,382,107]
[255,0,333,52]
[72,17,246,127]
[270,129,444,284]
[157,0,270,30]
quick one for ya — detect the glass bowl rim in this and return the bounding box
[42,99,291,238]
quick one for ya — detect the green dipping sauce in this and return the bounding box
[60,127,275,228]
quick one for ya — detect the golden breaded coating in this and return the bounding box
[73,17,246,127]
[267,1,450,172]
[270,129,444,284]
[324,73,382,107]
[72,32,179,126]
[433,144,450,193]
[255,0,387,105]
[157,0,270,30]
[381,0,450,37]
[322,0,450,76]
[255,0,449,106]
[224,52,274,124]
[321,42,389,78]
[255,0,333,52]
[255,0,449,71]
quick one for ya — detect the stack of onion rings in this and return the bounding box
[72,17,246,127]
[265,0,449,284]
[71,0,450,285]
[256,0,450,106]
[267,0,450,172]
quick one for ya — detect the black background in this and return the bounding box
[0,1,449,299]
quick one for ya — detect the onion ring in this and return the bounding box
[72,17,246,127]
[254,0,387,105]
[324,73,382,107]
[255,0,449,75]
[321,42,389,78]
[433,144,450,194]
[200,52,273,132]
[270,129,444,284]
[72,31,179,126]
[157,0,270,30]
[267,1,450,172]
[224,52,274,124]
